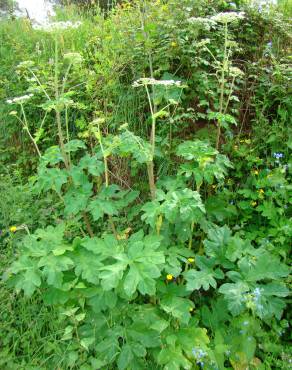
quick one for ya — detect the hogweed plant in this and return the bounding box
[196,11,245,149]
[132,77,184,199]
[3,4,291,370]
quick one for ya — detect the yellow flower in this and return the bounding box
[253,170,259,175]
[187,258,195,263]
[212,184,217,189]
[189,307,195,312]
[171,41,177,47]
[166,274,174,281]
[250,201,257,207]
[9,226,17,233]
[258,189,264,195]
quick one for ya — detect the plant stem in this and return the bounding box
[97,122,118,238]
[216,22,228,150]
[54,35,69,170]
[28,68,51,101]
[140,2,157,200]
[145,84,156,199]
[20,104,41,157]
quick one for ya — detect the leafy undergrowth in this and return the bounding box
[0,0,291,369]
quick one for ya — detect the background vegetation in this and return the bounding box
[0,0,291,369]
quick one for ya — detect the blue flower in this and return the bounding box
[273,152,284,159]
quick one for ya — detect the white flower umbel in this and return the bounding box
[229,66,245,77]
[210,12,245,24]
[6,94,34,105]
[132,78,181,88]
[33,21,82,32]
[188,17,215,30]
[64,52,83,64]
[17,60,35,69]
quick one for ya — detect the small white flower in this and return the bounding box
[210,12,245,24]
[132,78,181,87]
[64,52,83,64]
[229,67,245,77]
[188,17,215,30]
[6,94,34,105]
[17,60,35,69]
[33,21,82,32]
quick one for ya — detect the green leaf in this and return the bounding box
[64,139,86,153]
[79,153,104,176]
[118,130,152,163]
[82,234,119,257]
[72,249,103,284]
[157,347,191,370]
[38,255,73,288]
[239,251,290,282]
[64,184,92,216]
[117,344,134,370]
[99,255,128,290]
[204,225,234,267]
[127,322,161,348]
[219,282,249,316]
[160,296,193,324]
[80,337,95,351]
[88,198,118,220]
[184,256,224,291]
[37,166,68,193]
[10,256,42,296]
[185,269,218,291]
[122,234,165,297]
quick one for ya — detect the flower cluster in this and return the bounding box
[188,17,214,30]
[16,60,35,70]
[6,94,34,105]
[132,78,181,87]
[33,21,82,32]
[210,11,245,24]
[192,347,207,367]
[273,152,284,159]
[64,52,83,64]
[252,287,264,312]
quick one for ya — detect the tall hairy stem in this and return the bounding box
[140,1,157,200]
[54,35,93,237]
[145,84,156,199]
[216,22,228,150]
[19,104,41,157]
[97,123,118,238]
[54,35,70,170]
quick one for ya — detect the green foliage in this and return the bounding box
[0,0,291,369]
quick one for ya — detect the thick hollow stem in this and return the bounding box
[147,161,156,200]
[216,22,228,150]
[145,84,156,199]
[54,35,70,170]
[97,123,118,238]
[140,3,157,200]
[20,104,41,157]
